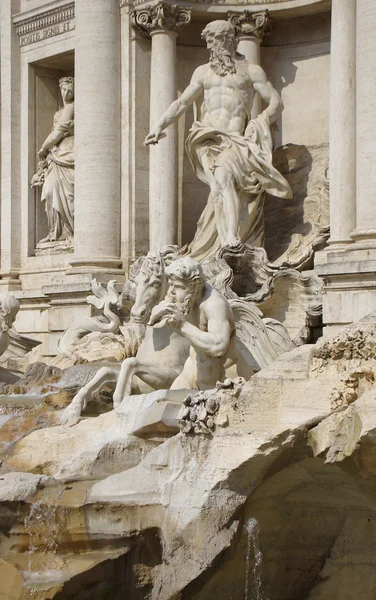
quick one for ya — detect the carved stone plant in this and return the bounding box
[330,368,375,411]
[312,318,376,365]
[177,377,244,435]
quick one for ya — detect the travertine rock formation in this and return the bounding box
[2,315,376,598]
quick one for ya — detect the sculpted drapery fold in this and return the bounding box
[184,112,292,261]
[41,112,74,241]
[32,76,75,244]
[144,20,292,260]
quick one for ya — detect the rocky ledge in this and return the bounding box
[1,315,376,599]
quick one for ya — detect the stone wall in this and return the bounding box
[1,0,374,355]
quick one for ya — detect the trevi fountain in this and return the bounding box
[0,0,376,598]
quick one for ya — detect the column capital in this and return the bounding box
[228,10,271,40]
[131,2,191,37]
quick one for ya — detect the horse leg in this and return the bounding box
[112,358,138,408]
[60,366,119,427]
[112,357,179,407]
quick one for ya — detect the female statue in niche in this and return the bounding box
[31,76,74,243]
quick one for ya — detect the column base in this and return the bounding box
[349,229,376,249]
[69,257,123,272]
[0,270,21,291]
[326,236,354,249]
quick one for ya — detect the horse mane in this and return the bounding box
[140,251,163,281]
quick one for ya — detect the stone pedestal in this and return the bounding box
[228,11,271,119]
[70,0,122,271]
[132,2,191,251]
[315,249,376,332]
[15,271,125,358]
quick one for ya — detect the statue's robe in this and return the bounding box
[183,112,292,262]
[41,109,74,240]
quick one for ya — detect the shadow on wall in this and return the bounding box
[264,143,329,268]
[189,456,376,600]
[270,60,299,148]
[53,528,163,600]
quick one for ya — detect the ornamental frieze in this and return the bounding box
[123,0,291,7]
[14,2,75,47]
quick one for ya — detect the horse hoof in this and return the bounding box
[60,405,81,427]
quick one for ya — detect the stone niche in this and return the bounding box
[9,1,81,358]
[30,52,74,253]
[176,11,330,247]
[13,1,75,261]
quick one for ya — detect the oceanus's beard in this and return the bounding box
[209,46,236,76]
[181,294,192,316]
[165,290,192,314]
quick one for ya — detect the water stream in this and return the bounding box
[22,498,68,592]
[244,517,266,600]
[24,501,58,567]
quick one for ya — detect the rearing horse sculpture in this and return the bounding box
[60,246,189,426]
[61,245,295,427]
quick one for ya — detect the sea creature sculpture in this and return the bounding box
[57,279,120,354]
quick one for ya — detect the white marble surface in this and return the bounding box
[72,0,121,270]
[327,0,356,247]
[352,0,376,246]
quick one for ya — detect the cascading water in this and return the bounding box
[22,500,67,593]
[25,501,58,566]
[244,517,266,600]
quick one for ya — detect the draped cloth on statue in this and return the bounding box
[41,110,74,241]
[183,112,292,262]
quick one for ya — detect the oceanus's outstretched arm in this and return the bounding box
[145,66,205,145]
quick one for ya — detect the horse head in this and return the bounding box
[130,245,180,324]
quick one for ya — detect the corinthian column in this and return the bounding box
[71,0,121,270]
[228,10,271,119]
[0,0,21,286]
[350,0,376,247]
[327,0,356,247]
[132,2,191,251]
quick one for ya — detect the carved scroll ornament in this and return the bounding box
[132,2,191,36]
[228,10,271,39]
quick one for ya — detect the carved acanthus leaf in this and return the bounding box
[228,10,271,39]
[132,2,191,36]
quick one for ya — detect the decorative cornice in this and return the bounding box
[14,2,74,37]
[131,2,191,36]
[123,0,315,6]
[228,10,271,39]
